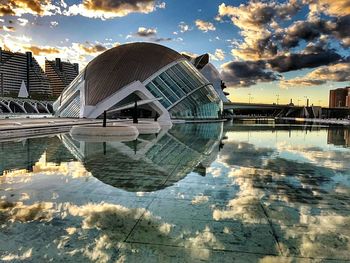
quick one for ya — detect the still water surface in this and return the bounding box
[0,122,349,262]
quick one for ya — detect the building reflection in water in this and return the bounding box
[62,123,223,192]
[327,127,350,147]
[0,123,350,262]
[0,123,223,190]
[0,137,49,174]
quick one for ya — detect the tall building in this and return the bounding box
[45,58,79,98]
[0,47,51,98]
[54,42,223,121]
[329,87,350,108]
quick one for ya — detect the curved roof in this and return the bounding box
[84,42,184,105]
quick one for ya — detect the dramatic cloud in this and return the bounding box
[0,0,47,16]
[77,43,108,54]
[217,1,302,61]
[281,19,329,48]
[0,32,118,69]
[66,0,165,20]
[25,45,60,55]
[280,62,350,88]
[231,33,278,61]
[135,27,157,37]
[0,0,61,17]
[130,26,172,42]
[280,15,350,49]
[210,49,225,61]
[217,1,301,31]
[331,15,350,47]
[221,61,280,87]
[308,0,350,17]
[267,48,342,73]
[214,49,225,61]
[217,0,350,87]
[195,19,216,32]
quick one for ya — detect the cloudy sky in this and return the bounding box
[0,0,349,105]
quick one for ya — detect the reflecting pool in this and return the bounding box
[0,122,350,262]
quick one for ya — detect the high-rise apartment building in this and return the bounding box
[45,58,79,98]
[329,87,350,108]
[0,47,51,98]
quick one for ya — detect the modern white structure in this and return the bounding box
[0,97,53,114]
[53,42,224,122]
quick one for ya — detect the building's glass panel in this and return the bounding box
[55,79,84,116]
[166,68,192,93]
[169,85,222,119]
[145,82,172,108]
[143,59,222,119]
[178,61,206,86]
[171,64,198,90]
[61,70,85,103]
[59,93,80,118]
[159,72,186,98]
[152,78,179,103]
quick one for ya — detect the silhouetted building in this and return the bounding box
[329,87,350,108]
[45,58,79,98]
[0,47,51,98]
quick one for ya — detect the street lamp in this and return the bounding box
[276,94,280,105]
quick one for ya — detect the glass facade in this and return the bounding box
[169,85,222,119]
[145,60,222,119]
[59,95,81,118]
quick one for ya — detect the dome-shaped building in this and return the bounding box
[53,42,223,121]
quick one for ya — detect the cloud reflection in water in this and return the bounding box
[0,123,349,261]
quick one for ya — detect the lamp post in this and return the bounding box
[103,110,107,127]
[248,93,252,104]
[276,94,280,105]
[133,100,138,124]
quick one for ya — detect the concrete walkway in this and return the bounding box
[0,118,102,139]
[0,118,164,139]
